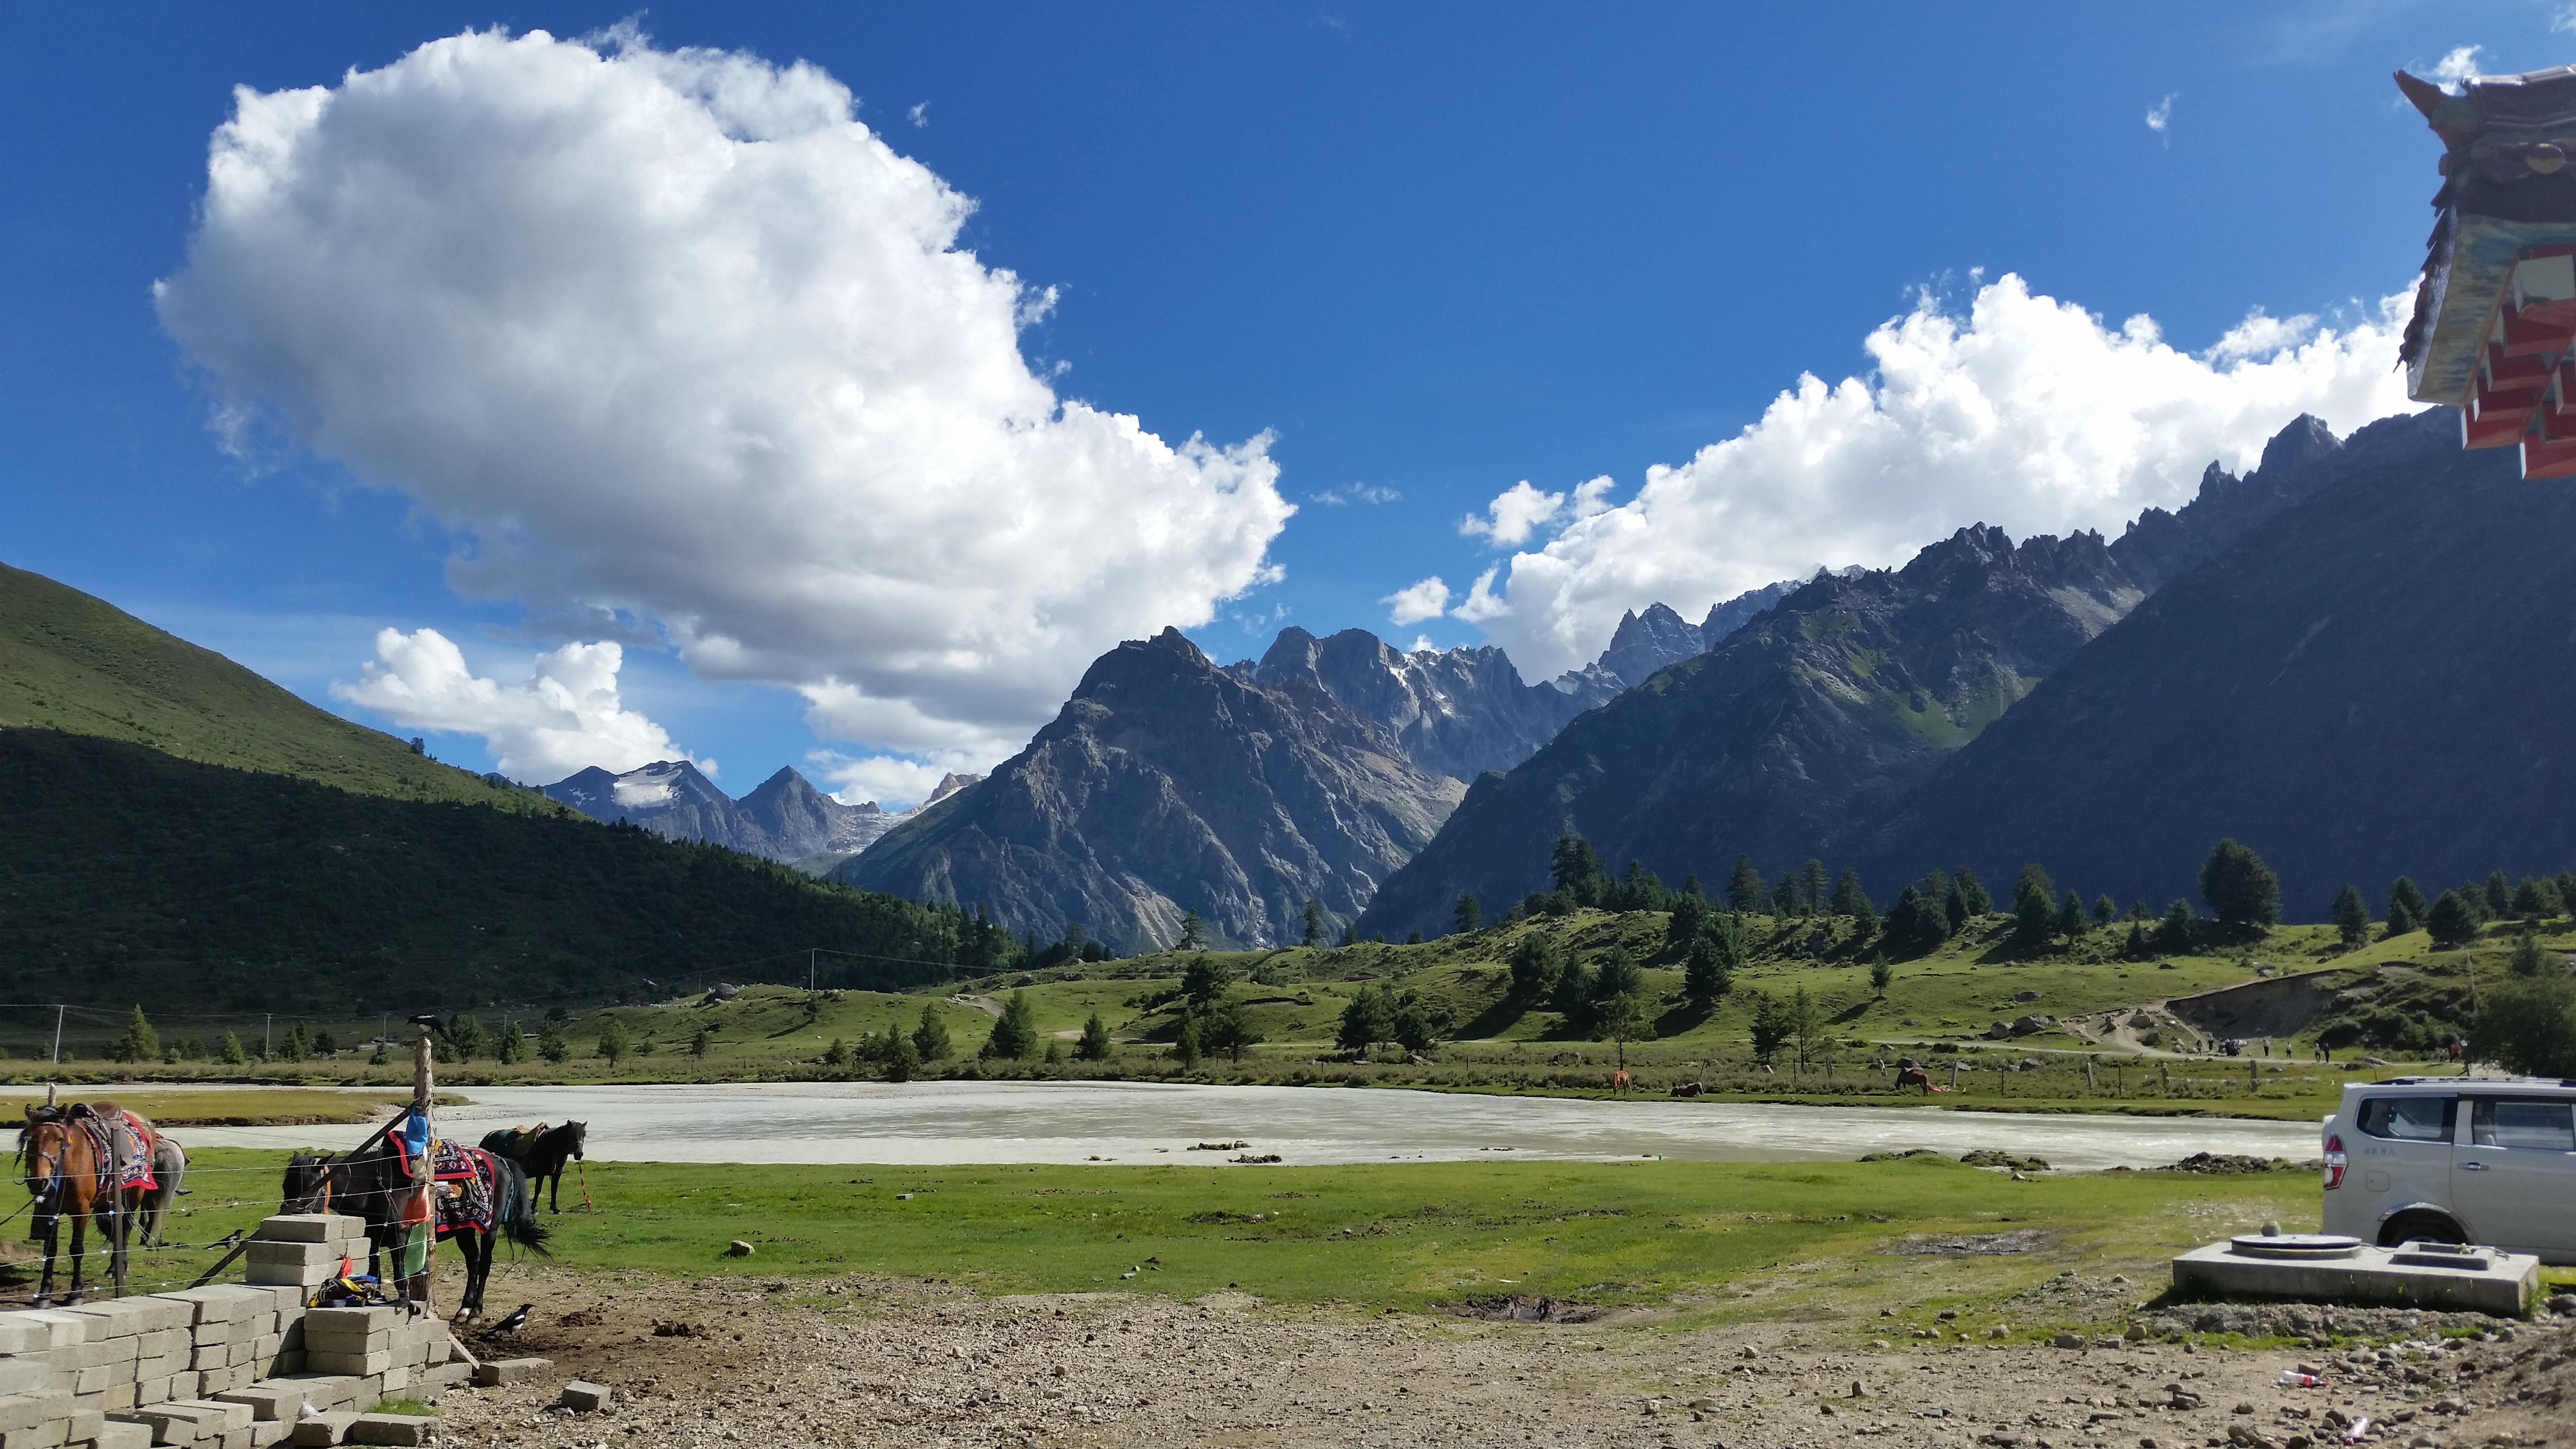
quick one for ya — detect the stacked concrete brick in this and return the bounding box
[0,1216,471,1449]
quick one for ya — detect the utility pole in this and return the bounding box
[808,948,818,993]
[263,1014,273,1060]
[50,1005,64,1064]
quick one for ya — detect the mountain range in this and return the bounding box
[541,759,976,871]
[1358,407,2509,936]
[832,586,1804,950]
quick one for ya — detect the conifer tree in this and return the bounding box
[497,1021,526,1064]
[2484,871,2514,919]
[2427,890,2481,949]
[538,1023,570,1063]
[1550,951,1595,1028]
[2155,898,2197,953]
[1509,934,1562,1001]
[2389,876,2430,926]
[1869,958,1894,997]
[2092,895,2116,926]
[1666,892,1707,953]
[2200,839,2283,930]
[912,1003,953,1062]
[1076,1012,1114,1061]
[1802,859,1829,918]
[2511,876,2562,921]
[2510,927,2551,978]
[2330,884,2372,945]
[1588,949,1652,1067]
[1182,954,1233,1009]
[1684,932,1736,1011]
[1453,893,1483,935]
[2056,890,2087,943]
[1177,910,1208,951]
[1728,854,1765,913]
[885,1029,921,1082]
[982,990,1040,1060]
[596,1018,631,1065]
[1207,999,1262,1062]
[689,1026,712,1059]
[2012,865,2058,947]
[1953,867,1992,917]
[1748,992,1793,1066]
[1550,835,1606,907]
[1302,899,1325,947]
[112,1007,159,1064]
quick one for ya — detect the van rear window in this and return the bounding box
[2470,1098,2576,1152]
[2357,1096,2455,1142]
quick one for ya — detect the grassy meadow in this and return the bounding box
[34,1148,2570,1341]
[10,908,2557,1124]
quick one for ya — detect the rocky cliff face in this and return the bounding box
[1353,412,2433,939]
[1246,627,1592,782]
[543,760,900,863]
[841,628,1465,950]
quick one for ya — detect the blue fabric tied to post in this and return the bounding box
[403,1110,430,1159]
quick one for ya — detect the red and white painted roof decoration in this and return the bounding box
[2400,65,2576,479]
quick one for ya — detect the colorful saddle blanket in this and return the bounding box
[390,1137,495,1240]
[73,1110,157,1193]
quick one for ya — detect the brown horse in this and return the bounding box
[18,1103,162,1305]
[1610,1070,1633,1094]
[1669,1081,1705,1097]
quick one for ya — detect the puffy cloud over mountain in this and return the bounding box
[160,27,1290,776]
[1453,274,2414,677]
[333,628,700,784]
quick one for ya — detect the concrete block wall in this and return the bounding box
[0,1216,471,1449]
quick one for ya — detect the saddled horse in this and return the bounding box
[284,1132,547,1320]
[478,1121,585,1213]
[1892,1057,1945,1095]
[18,1102,173,1304]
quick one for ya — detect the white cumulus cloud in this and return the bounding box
[2428,47,2481,88]
[158,27,1290,773]
[332,628,701,783]
[1381,576,1451,627]
[2146,93,2176,136]
[1457,273,2415,678]
[809,749,982,810]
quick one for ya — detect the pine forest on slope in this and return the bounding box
[0,728,1013,1015]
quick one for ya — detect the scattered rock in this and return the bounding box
[1958,1150,2051,1173]
[726,1240,754,1256]
[2051,1332,2084,1349]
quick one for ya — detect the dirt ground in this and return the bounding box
[428,1269,2568,1449]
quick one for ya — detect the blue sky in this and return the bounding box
[0,2,2551,802]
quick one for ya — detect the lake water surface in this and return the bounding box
[169,1080,2320,1170]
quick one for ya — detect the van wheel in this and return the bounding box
[2378,1211,2465,1247]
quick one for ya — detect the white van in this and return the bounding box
[2319,1078,2576,1264]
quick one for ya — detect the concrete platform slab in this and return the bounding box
[2172,1235,2540,1317]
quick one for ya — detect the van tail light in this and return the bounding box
[2323,1133,2347,1190]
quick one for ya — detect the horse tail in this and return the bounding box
[494,1158,549,1256]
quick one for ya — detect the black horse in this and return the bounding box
[478,1121,585,1213]
[283,1138,547,1320]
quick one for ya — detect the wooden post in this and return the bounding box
[2083,1055,2097,1092]
[108,1115,131,1299]
[408,1031,435,1311]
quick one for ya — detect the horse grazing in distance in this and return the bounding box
[1669,1081,1705,1098]
[1892,1057,1945,1095]
[1610,1070,1633,1095]
[479,1121,586,1213]
[18,1101,166,1304]
[284,1136,547,1320]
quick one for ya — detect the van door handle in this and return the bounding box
[2459,1160,2490,1171]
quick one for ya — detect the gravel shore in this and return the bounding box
[430,1270,2565,1449]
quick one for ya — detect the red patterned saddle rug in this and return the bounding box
[73,1110,157,1193]
[389,1138,496,1240]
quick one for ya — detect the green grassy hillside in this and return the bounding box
[0,560,542,808]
